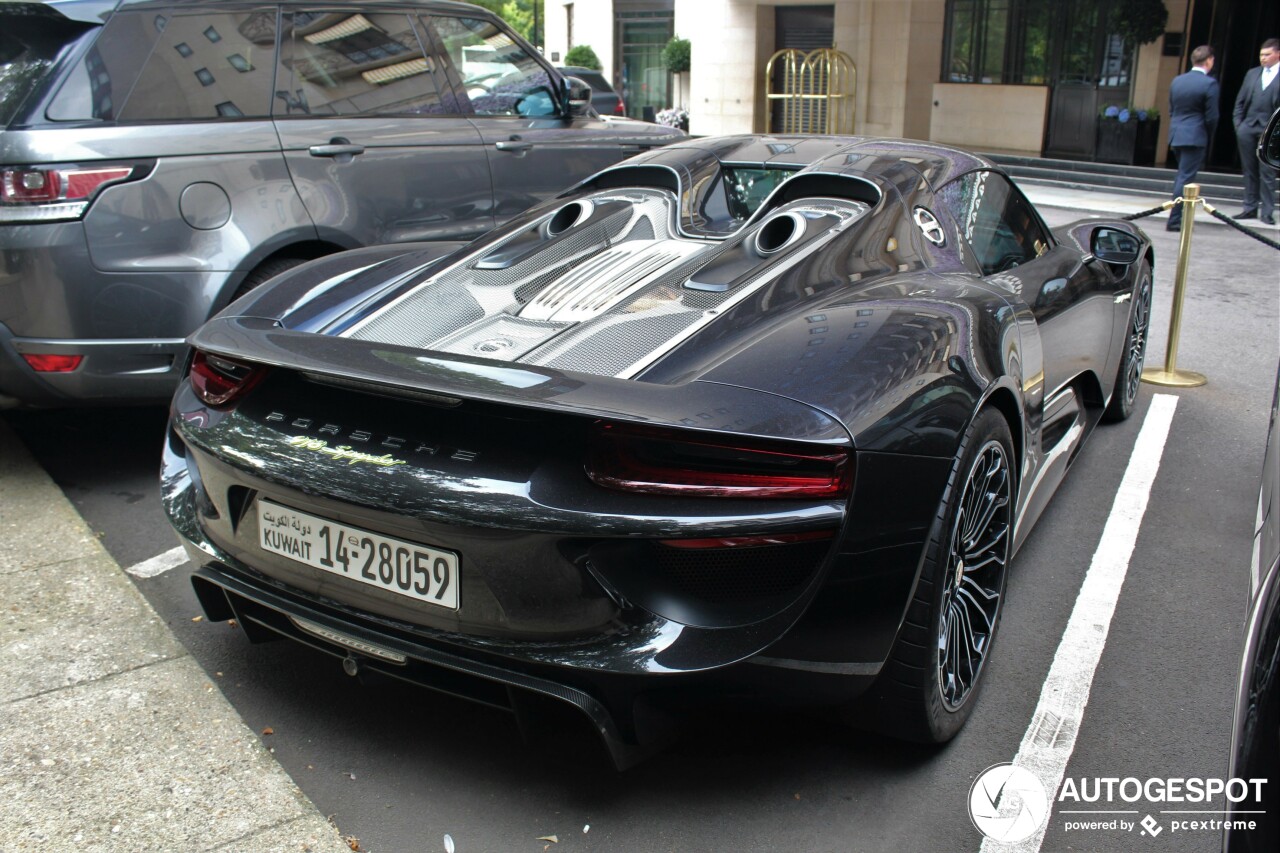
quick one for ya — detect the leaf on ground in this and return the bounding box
[344,835,361,851]
[537,835,559,843]
[191,615,203,622]
[261,726,274,736]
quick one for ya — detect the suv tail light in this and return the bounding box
[586,422,852,499]
[0,162,150,223]
[614,97,626,116]
[190,350,267,407]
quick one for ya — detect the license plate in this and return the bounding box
[257,500,459,610]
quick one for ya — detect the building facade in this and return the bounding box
[543,0,1277,171]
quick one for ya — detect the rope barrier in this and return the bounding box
[1122,201,1174,221]
[1120,196,1280,249]
[1201,202,1280,251]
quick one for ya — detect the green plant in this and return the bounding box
[661,36,691,74]
[1114,0,1167,50]
[563,44,602,70]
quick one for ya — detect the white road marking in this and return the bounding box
[980,393,1179,853]
[126,545,189,579]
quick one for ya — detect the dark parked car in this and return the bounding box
[1224,107,1280,853]
[556,65,625,116]
[0,0,681,408]
[163,135,1154,766]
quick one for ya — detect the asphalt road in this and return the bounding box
[7,207,1279,853]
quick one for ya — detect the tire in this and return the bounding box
[853,407,1015,743]
[1102,260,1152,423]
[230,256,308,304]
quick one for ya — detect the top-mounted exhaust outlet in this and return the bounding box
[754,212,806,256]
[546,200,594,236]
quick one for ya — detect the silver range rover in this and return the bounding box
[0,0,682,407]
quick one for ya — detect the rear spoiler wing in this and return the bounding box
[189,317,850,448]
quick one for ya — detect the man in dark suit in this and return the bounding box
[1232,38,1280,225]
[1167,45,1220,231]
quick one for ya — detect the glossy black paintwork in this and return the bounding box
[1225,367,1280,853]
[164,135,1153,748]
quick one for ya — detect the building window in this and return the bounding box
[194,68,215,86]
[945,0,1049,84]
[175,42,193,58]
[943,0,1125,88]
[204,26,222,43]
[227,53,253,72]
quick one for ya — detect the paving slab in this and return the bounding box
[0,418,351,853]
[0,549,185,701]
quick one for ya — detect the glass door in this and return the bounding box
[1044,0,1130,159]
[617,13,670,120]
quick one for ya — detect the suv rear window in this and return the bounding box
[0,8,96,125]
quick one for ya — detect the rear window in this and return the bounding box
[0,9,96,125]
[574,71,610,93]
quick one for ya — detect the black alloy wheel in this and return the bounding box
[1104,261,1152,422]
[937,436,1012,711]
[853,407,1015,743]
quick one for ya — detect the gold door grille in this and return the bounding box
[765,48,855,135]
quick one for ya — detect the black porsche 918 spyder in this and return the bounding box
[162,135,1153,767]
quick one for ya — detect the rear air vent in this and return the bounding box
[754,212,805,255]
[546,201,593,236]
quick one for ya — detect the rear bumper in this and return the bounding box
[161,422,893,765]
[0,323,186,406]
[186,559,667,769]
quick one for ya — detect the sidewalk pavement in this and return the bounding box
[1019,182,1280,229]
[0,179,1269,852]
[0,418,350,853]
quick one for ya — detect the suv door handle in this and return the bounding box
[495,139,534,154]
[308,141,365,159]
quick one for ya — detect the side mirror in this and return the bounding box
[1091,226,1141,265]
[1259,107,1280,169]
[562,75,593,117]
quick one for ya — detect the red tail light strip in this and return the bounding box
[190,350,268,407]
[586,421,853,499]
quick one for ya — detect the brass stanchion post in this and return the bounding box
[1142,183,1207,387]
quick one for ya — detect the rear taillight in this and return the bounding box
[586,422,852,499]
[614,98,626,116]
[190,350,267,407]
[0,163,148,223]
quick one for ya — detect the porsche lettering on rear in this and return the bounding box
[263,411,479,463]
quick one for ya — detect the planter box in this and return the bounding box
[1095,118,1160,166]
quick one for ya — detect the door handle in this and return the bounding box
[308,141,365,160]
[495,139,534,154]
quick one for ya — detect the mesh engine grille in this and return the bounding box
[345,282,484,348]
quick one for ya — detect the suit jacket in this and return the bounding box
[1168,69,1220,147]
[1233,66,1280,131]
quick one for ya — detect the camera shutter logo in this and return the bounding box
[969,763,1050,843]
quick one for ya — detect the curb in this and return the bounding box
[0,419,352,853]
